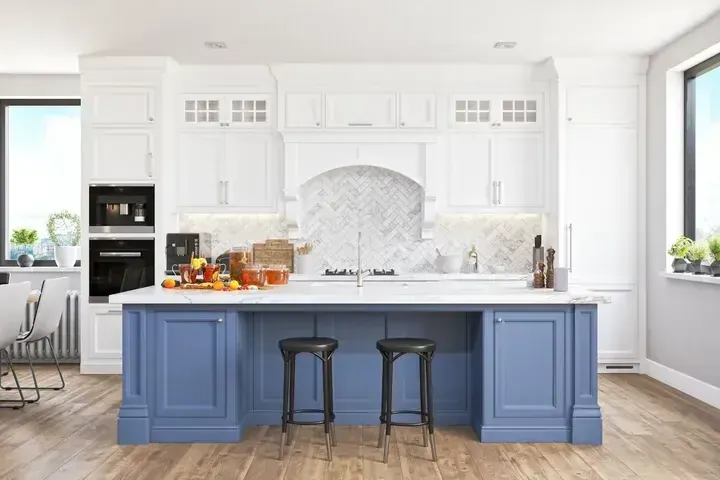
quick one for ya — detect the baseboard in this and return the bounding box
[479,426,570,443]
[81,363,121,374]
[645,359,720,410]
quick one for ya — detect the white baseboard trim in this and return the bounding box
[645,359,720,410]
[81,364,122,375]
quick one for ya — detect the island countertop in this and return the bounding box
[109,282,610,305]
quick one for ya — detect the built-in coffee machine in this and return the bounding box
[89,185,155,234]
[165,233,212,274]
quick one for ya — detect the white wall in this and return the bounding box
[0,74,80,97]
[647,12,720,387]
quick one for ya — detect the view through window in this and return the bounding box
[685,55,720,240]
[1,100,81,263]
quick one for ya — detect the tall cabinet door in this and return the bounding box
[493,133,543,208]
[447,134,493,209]
[177,132,226,208]
[224,133,274,210]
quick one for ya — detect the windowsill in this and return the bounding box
[659,271,720,285]
[0,266,81,273]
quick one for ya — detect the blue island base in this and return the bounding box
[118,305,601,445]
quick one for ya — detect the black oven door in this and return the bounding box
[89,239,155,303]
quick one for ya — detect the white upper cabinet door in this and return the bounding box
[181,96,223,128]
[88,86,156,125]
[495,94,543,129]
[447,134,493,209]
[450,96,493,129]
[285,93,322,128]
[226,95,271,128]
[399,94,436,128]
[566,86,638,125]
[325,93,397,128]
[176,132,225,208]
[90,129,154,181]
[224,133,275,210]
[492,133,543,208]
[566,126,637,283]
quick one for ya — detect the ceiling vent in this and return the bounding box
[204,41,227,49]
[494,42,517,49]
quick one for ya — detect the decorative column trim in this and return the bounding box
[571,305,602,445]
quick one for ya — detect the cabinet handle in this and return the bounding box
[217,318,223,323]
[315,122,320,127]
[568,223,574,273]
[497,181,503,205]
[567,117,573,122]
[219,181,224,204]
[148,116,154,122]
[400,122,405,127]
[492,181,497,205]
[348,123,372,127]
[224,181,229,204]
[496,317,503,323]
[108,310,122,314]
[147,153,154,178]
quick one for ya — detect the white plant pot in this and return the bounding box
[54,246,77,268]
[295,254,317,274]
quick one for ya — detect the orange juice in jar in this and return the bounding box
[230,246,252,282]
[241,264,266,287]
[266,264,289,285]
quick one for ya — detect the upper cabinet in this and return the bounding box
[89,129,155,181]
[399,94,437,129]
[88,86,156,126]
[285,93,323,128]
[326,93,397,128]
[181,95,272,129]
[451,94,543,130]
[566,86,637,125]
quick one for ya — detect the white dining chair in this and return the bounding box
[0,281,34,409]
[0,277,69,403]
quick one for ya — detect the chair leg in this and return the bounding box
[420,354,429,448]
[377,353,387,448]
[23,344,40,403]
[0,350,25,409]
[322,352,333,462]
[425,354,438,462]
[2,338,65,391]
[327,352,337,447]
[383,353,394,464]
[286,353,296,446]
[279,351,290,460]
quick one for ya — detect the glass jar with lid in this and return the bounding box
[266,264,289,285]
[241,264,266,287]
[230,246,253,282]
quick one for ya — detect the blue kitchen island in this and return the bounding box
[109,282,608,446]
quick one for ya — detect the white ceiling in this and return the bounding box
[1,0,719,73]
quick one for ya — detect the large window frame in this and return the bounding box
[684,52,720,240]
[0,98,81,266]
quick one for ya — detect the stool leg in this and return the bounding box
[425,354,438,462]
[377,353,387,448]
[419,354,428,448]
[286,353,296,446]
[279,351,291,460]
[383,353,394,464]
[322,352,333,461]
[328,352,337,447]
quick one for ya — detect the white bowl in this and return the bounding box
[436,255,463,273]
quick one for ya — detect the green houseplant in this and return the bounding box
[708,235,720,276]
[10,228,39,267]
[667,235,693,273]
[686,241,709,275]
[46,210,80,268]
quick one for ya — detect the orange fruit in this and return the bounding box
[162,278,176,289]
[212,281,224,291]
[229,280,240,290]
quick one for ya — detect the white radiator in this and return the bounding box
[8,290,81,363]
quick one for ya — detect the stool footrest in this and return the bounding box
[379,409,428,427]
[284,408,336,426]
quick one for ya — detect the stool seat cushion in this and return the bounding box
[279,337,339,352]
[376,337,437,353]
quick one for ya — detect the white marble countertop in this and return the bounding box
[0,266,81,273]
[289,273,526,282]
[110,282,610,305]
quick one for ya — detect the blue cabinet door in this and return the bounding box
[489,310,567,420]
[155,311,228,418]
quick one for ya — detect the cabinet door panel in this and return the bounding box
[493,133,543,208]
[567,127,637,283]
[225,133,274,209]
[177,133,224,208]
[567,87,637,125]
[326,93,396,128]
[596,289,638,362]
[399,94,436,128]
[155,312,227,418]
[285,93,322,128]
[493,311,566,418]
[182,96,223,127]
[90,129,153,181]
[496,94,543,128]
[88,307,123,360]
[227,95,271,128]
[88,87,155,125]
[447,134,492,208]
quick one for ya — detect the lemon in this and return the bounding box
[229,280,240,290]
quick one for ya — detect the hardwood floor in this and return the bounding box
[1,366,719,479]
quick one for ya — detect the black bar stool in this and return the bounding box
[376,337,438,463]
[278,336,338,461]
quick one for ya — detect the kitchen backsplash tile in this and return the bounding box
[179,166,541,274]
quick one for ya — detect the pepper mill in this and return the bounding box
[545,247,556,289]
[533,262,546,288]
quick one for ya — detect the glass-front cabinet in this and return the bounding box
[450,94,543,129]
[181,95,272,128]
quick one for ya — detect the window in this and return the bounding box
[0,99,81,265]
[685,53,720,241]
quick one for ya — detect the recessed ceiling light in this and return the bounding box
[494,42,517,49]
[204,41,227,49]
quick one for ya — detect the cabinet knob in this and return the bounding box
[400,122,405,127]
[148,116,154,122]
[217,318,223,323]
[567,117,573,122]
[316,122,320,127]
[496,317,503,323]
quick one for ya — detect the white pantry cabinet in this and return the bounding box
[566,86,638,125]
[177,131,275,212]
[81,304,123,374]
[325,93,397,128]
[447,132,543,211]
[182,95,272,128]
[451,94,543,130]
[89,129,155,181]
[87,85,156,125]
[399,94,437,128]
[285,93,323,128]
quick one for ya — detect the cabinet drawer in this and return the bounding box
[325,93,396,128]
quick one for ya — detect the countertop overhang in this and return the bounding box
[110,282,611,305]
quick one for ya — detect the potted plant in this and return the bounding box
[47,210,80,268]
[10,228,39,267]
[667,235,693,273]
[686,241,709,275]
[709,235,720,276]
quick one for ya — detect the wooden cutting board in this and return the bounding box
[253,239,295,272]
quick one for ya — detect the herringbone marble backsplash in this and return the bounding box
[179,166,541,274]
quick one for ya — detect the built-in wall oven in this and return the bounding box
[89,238,154,303]
[89,185,155,234]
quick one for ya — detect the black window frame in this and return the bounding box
[684,52,720,240]
[0,98,81,266]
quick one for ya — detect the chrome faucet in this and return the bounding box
[356,231,371,287]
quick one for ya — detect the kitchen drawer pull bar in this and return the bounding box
[348,123,373,127]
[497,181,503,205]
[108,310,122,314]
[568,223,573,273]
[99,252,142,257]
[224,181,229,204]
[492,181,497,205]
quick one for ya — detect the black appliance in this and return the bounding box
[89,238,154,303]
[165,233,212,274]
[89,185,155,234]
[323,268,398,276]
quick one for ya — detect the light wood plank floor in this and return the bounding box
[1,366,719,479]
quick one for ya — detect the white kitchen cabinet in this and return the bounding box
[325,93,397,128]
[450,94,543,130]
[181,95,271,129]
[88,86,156,125]
[594,288,639,363]
[226,95,271,128]
[81,304,123,374]
[567,86,638,125]
[182,96,223,127]
[89,129,155,181]
[399,94,436,128]
[177,132,226,208]
[447,134,493,208]
[285,93,323,128]
[225,133,274,208]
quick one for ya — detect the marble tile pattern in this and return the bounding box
[179,166,542,274]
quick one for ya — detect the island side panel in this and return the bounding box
[118,306,150,445]
[571,304,602,445]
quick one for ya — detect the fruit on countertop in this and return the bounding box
[191,257,208,271]
[228,280,240,290]
[213,281,224,291]
[161,278,176,289]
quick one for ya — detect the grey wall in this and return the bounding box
[647,12,720,387]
